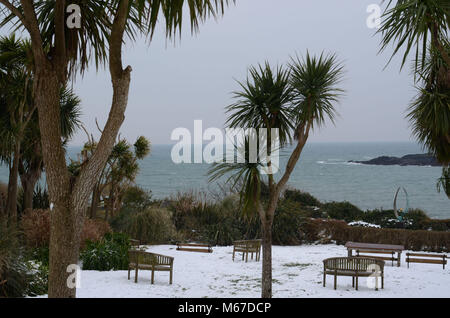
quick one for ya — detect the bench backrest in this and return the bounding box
[324,257,384,271]
[129,250,174,266]
[233,240,262,248]
[356,249,394,255]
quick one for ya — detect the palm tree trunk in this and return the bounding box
[261,219,273,298]
[89,185,100,219]
[6,143,21,225]
[22,179,34,211]
[32,69,78,298]
[36,64,132,298]
[18,0,132,298]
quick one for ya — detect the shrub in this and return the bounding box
[21,209,50,248]
[80,233,130,271]
[32,185,50,210]
[122,207,178,244]
[24,260,48,297]
[80,219,112,249]
[0,225,28,298]
[169,194,261,245]
[28,246,50,267]
[272,200,312,245]
[21,209,112,249]
[322,201,364,222]
[284,189,321,207]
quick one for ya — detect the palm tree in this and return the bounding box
[379,0,450,193]
[0,34,34,226]
[379,0,449,75]
[0,0,232,298]
[0,34,81,220]
[209,53,345,298]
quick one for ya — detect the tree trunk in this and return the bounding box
[261,219,273,298]
[36,66,132,297]
[33,69,79,298]
[6,143,21,225]
[22,179,34,211]
[19,146,43,212]
[19,0,132,298]
[89,185,100,219]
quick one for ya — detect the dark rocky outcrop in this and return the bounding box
[349,154,441,167]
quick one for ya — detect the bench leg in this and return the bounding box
[170,269,173,285]
[232,249,235,261]
[355,275,358,291]
[334,274,337,290]
[397,252,401,267]
[151,269,155,285]
[245,252,248,263]
[128,267,130,280]
[323,271,326,287]
[382,274,384,289]
[135,267,138,283]
[352,277,355,288]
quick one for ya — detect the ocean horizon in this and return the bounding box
[1,141,449,219]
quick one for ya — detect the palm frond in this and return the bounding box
[378,0,450,72]
[289,51,345,134]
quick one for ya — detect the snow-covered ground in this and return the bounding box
[72,244,449,298]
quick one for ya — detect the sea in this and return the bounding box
[1,142,449,219]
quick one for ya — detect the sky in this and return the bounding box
[2,0,418,146]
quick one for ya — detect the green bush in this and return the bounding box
[284,189,321,207]
[124,207,177,244]
[272,201,305,245]
[195,197,259,246]
[0,226,28,297]
[168,194,260,245]
[28,246,49,267]
[24,260,48,297]
[322,201,364,222]
[80,233,130,271]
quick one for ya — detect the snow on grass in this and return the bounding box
[61,244,450,298]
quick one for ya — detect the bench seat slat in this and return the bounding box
[406,253,447,258]
[177,243,211,248]
[177,248,212,253]
[406,258,447,265]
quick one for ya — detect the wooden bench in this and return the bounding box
[323,257,385,291]
[346,242,404,267]
[128,250,174,284]
[356,249,398,266]
[406,253,447,269]
[232,239,262,262]
[176,243,213,253]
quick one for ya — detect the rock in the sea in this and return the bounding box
[349,154,441,167]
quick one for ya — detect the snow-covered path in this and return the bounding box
[72,244,450,298]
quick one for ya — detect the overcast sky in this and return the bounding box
[3,0,418,145]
